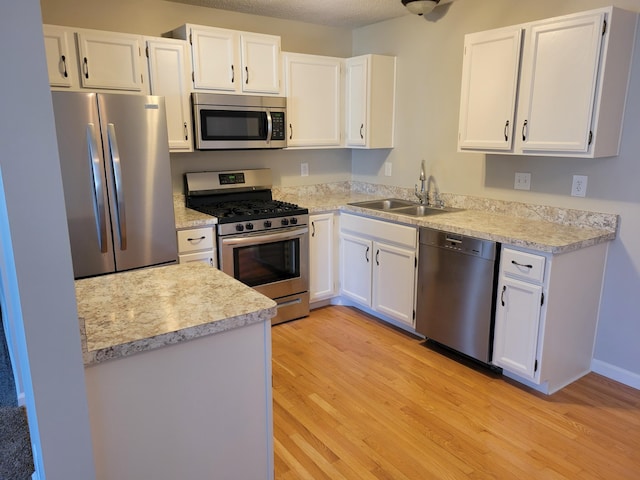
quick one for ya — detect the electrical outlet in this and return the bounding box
[384,162,392,177]
[571,175,588,197]
[514,172,531,191]
[300,163,309,177]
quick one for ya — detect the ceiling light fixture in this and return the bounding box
[401,0,439,16]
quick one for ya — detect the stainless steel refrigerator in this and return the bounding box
[51,91,178,279]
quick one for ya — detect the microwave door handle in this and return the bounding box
[87,123,108,253]
[107,123,127,251]
[221,227,307,247]
[266,111,273,144]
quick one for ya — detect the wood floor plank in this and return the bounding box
[272,306,640,479]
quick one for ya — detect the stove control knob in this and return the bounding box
[246,223,254,231]
[281,218,289,226]
[264,220,272,228]
[290,217,298,225]
[235,224,244,232]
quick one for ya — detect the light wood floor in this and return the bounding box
[271,306,640,479]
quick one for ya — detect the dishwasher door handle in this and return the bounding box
[445,234,463,244]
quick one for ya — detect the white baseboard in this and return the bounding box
[591,359,640,390]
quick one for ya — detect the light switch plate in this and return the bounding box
[301,163,309,177]
[514,172,531,191]
[571,175,588,197]
[384,162,392,177]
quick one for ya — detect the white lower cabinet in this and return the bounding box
[176,227,216,267]
[309,213,337,303]
[339,214,417,329]
[493,244,608,394]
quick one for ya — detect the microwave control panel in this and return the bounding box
[271,112,285,140]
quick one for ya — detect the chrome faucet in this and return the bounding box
[415,160,428,205]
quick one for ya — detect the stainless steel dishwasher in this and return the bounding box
[415,227,499,364]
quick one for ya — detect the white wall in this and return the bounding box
[0,1,95,478]
[353,0,640,384]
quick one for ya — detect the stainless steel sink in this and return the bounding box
[392,205,460,217]
[348,198,461,217]
[348,198,416,210]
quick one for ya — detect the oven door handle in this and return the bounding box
[220,226,308,247]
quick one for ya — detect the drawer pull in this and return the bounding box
[511,260,533,269]
[187,236,206,242]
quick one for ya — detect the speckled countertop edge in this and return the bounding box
[77,262,277,366]
[173,182,618,253]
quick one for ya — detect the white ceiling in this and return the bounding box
[166,0,413,29]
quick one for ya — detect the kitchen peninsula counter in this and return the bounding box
[77,262,277,480]
[76,262,276,365]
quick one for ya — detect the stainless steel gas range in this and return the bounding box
[185,169,309,325]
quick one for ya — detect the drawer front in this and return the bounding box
[502,248,545,283]
[177,227,214,253]
[178,251,217,267]
[340,214,417,249]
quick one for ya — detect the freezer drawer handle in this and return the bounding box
[107,123,127,250]
[87,123,108,253]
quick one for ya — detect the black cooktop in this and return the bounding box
[188,198,308,224]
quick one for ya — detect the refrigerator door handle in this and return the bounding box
[86,123,108,253]
[107,123,127,251]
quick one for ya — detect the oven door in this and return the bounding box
[219,226,309,300]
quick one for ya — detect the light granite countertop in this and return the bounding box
[76,262,277,366]
[173,183,618,254]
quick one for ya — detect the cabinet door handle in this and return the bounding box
[311,221,315,237]
[365,246,370,263]
[360,123,364,139]
[184,122,188,140]
[289,123,293,140]
[231,64,235,83]
[511,260,533,269]
[504,120,509,141]
[501,285,506,306]
[187,236,206,242]
[83,57,89,79]
[375,249,380,266]
[61,55,68,78]
[245,66,249,84]
[522,119,528,141]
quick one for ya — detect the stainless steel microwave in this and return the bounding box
[192,93,287,149]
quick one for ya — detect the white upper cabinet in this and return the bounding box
[283,52,343,148]
[173,24,281,95]
[458,6,638,158]
[76,30,145,91]
[146,37,193,152]
[345,54,396,149]
[241,33,281,94]
[43,24,77,88]
[516,13,605,154]
[458,27,522,151]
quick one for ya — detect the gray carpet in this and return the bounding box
[1,315,34,479]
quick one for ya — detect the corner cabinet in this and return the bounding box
[283,53,343,148]
[458,6,638,158]
[493,244,608,394]
[172,24,281,95]
[309,213,337,302]
[345,55,396,149]
[145,37,193,152]
[339,214,417,329]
